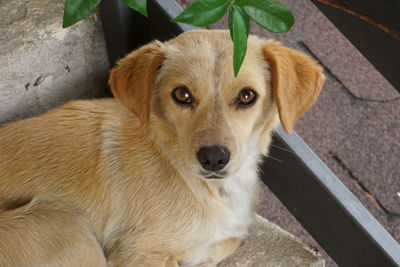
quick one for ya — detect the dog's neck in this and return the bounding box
[191,146,262,225]
[204,143,263,239]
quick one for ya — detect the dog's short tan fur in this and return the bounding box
[0,30,323,266]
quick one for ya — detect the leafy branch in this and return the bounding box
[63,0,294,76]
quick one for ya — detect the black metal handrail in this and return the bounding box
[312,0,400,93]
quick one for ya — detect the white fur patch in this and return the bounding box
[202,138,262,247]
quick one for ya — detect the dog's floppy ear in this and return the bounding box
[262,41,324,133]
[109,41,165,125]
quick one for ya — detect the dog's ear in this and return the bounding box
[109,41,165,125]
[262,41,324,133]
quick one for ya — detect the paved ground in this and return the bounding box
[177,0,400,265]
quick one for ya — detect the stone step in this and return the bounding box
[221,215,324,266]
[0,0,109,124]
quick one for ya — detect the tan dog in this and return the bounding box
[0,30,323,266]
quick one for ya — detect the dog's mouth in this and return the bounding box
[200,171,227,180]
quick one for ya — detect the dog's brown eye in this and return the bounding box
[236,88,258,108]
[172,87,193,106]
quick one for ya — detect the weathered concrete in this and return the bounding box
[220,215,324,266]
[0,0,109,124]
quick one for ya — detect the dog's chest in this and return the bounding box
[205,170,259,244]
[221,176,257,220]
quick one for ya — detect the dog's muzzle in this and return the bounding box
[196,145,231,173]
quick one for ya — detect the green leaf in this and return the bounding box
[234,0,294,33]
[122,0,148,17]
[229,6,250,76]
[63,0,101,28]
[172,0,230,27]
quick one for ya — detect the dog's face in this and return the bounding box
[110,30,324,180]
[152,34,275,179]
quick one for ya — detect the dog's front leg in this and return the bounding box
[178,237,243,267]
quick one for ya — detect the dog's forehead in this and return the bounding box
[164,31,232,68]
[161,30,269,86]
[167,30,232,52]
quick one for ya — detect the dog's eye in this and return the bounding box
[236,88,258,108]
[172,87,193,106]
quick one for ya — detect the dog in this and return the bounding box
[0,30,324,266]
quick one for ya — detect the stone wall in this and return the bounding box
[0,0,110,124]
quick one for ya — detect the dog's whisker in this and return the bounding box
[270,144,294,154]
[266,155,284,163]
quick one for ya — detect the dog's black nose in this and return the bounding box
[197,145,231,172]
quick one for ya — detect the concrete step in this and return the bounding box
[221,215,324,266]
[0,0,109,124]
[0,0,324,265]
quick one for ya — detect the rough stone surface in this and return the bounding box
[303,31,399,101]
[220,215,324,267]
[0,0,109,124]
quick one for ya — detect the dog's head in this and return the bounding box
[110,30,324,179]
